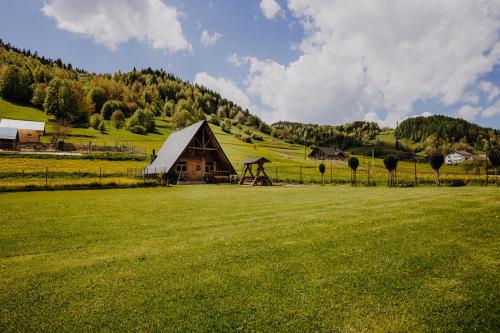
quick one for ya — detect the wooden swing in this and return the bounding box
[239,157,272,186]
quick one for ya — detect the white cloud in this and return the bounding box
[194,72,256,112]
[421,112,433,117]
[227,53,248,67]
[260,0,282,20]
[245,0,500,126]
[457,105,482,121]
[41,0,190,53]
[482,100,500,117]
[480,81,500,102]
[200,30,223,47]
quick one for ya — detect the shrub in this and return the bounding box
[234,133,242,139]
[100,100,121,120]
[128,108,155,133]
[240,134,252,143]
[89,113,102,130]
[111,110,125,129]
[448,180,466,187]
[244,129,252,136]
[221,118,232,133]
[252,133,263,141]
[237,124,243,130]
[172,109,194,129]
[129,125,146,135]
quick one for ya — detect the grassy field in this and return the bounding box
[0,185,498,332]
[0,97,494,188]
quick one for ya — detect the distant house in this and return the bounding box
[0,119,45,143]
[309,147,346,160]
[444,150,473,165]
[0,127,18,150]
[144,120,236,183]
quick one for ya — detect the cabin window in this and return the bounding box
[205,162,214,173]
[176,162,187,172]
[27,133,32,137]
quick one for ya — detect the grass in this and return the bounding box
[0,185,498,332]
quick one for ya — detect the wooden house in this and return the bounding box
[0,127,18,150]
[144,120,236,183]
[0,119,45,143]
[308,147,346,160]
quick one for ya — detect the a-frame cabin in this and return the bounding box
[144,120,236,183]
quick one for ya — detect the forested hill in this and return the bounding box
[270,121,381,149]
[0,39,266,133]
[395,115,498,150]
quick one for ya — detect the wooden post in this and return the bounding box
[45,166,48,188]
[414,157,417,187]
[300,166,303,184]
[367,160,370,187]
[100,166,102,184]
[330,163,333,183]
[275,166,278,183]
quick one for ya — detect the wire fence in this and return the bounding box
[0,162,497,190]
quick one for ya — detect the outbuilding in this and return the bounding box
[144,120,236,183]
[0,119,45,143]
[0,127,18,150]
[309,147,346,160]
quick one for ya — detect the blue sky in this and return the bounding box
[0,0,499,129]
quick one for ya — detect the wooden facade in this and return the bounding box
[145,120,236,184]
[0,119,45,143]
[309,147,346,160]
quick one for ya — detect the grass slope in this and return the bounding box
[0,186,498,331]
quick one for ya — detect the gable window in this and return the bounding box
[176,162,187,173]
[205,162,215,173]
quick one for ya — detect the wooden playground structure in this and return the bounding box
[239,157,272,186]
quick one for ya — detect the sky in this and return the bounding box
[0,0,499,129]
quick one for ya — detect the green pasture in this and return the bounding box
[0,185,498,332]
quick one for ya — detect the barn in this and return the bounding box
[144,120,236,183]
[0,127,18,150]
[309,147,346,160]
[0,119,45,143]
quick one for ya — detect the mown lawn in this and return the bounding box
[0,185,498,332]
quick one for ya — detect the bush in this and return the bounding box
[89,113,102,130]
[221,118,232,133]
[129,125,146,135]
[234,133,242,139]
[100,100,121,120]
[111,110,125,129]
[172,109,194,129]
[128,108,155,133]
[240,134,252,143]
[237,124,243,130]
[252,133,263,141]
[244,129,252,135]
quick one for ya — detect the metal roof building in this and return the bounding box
[0,119,45,131]
[0,127,18,140]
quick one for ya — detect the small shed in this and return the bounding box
[0,119,45,143]
[309,147,346,160]
[0,127,18,150]
[239,157,272,186]
[144,120,236,183]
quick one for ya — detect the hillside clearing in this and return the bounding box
[0,186,498,332]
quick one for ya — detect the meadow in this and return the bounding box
[0,185,498,332]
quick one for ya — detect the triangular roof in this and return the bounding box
[0,119,45,131]
[144,120,235,175]
[243,157,271,165]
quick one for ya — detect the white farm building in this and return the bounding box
[444,150,473,165]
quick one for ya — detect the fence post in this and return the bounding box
[414,158,417,187]
[100,166,102,184]
[45,166,48,188]
[275,166,278,184]
[300,166,303,184]
[330,163,333,184]
[367,161,370,187]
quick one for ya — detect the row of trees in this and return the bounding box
[270,121,381,148]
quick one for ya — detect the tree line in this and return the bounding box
[0,40,266,135]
